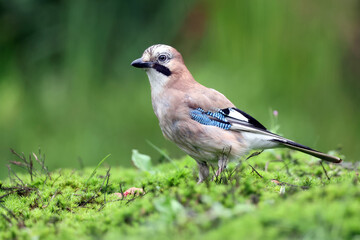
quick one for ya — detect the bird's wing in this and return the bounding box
[190,107,279,138]
[189,107,342,163]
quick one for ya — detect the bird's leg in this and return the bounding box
[197,161,209,184]
[216,146,231,177]
[215,167,222,177]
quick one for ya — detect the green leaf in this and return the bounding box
[131,149,154,174]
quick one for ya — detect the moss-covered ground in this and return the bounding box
[0,149,359,240]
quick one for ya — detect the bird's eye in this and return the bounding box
[158,54,168,62]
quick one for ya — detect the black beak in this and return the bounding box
[131,58,153,68]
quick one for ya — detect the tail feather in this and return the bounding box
[272,139,342,163]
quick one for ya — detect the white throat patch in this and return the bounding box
[146,68,169,97]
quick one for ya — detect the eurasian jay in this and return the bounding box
[131,44,342,183]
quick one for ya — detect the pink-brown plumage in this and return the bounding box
[131,44,342,183]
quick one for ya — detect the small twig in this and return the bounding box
[99,167,111,193]
[97,204,106,212]
[30,191,42,210]
[103,167,111,204]
[125,194,141,205]
[33,150,51,180]
[7,165,25,186]
[0,204,18,221]
[51,170,63,187]
[248,164,263,178]
[78,194,98,207]
[1,213,12,225]
[29,154,33,182]
[226,167,236,180]
[246,150,264,161]
[0,190,18,200]
[0,185,35,199]
[10,149,39,181]
[320,161,331,180]
[79,167,111,207]
[10,149,27,164]
[98,168,112,210]
[278,159,292,176]
[119,183,125,200]
[0,203,25,228]
[271,179,309,190]
[43,189,59,209]
[245,151,264,178]
[9,161,27,169]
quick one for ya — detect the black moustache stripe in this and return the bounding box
[153,63,171,76]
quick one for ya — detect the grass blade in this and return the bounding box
[146,140,177,168]
[86,154,111,185]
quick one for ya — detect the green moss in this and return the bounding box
[0,150,359,240]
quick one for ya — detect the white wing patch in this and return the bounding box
[228,108,249,122]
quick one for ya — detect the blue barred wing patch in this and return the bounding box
[190,108,231,130]
[190,107,268,131]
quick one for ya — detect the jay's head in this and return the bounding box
[131,44,184,76]
[131,44,188,93]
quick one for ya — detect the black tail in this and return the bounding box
[272,139,342,163]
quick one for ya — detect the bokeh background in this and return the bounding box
[1,0,359,179]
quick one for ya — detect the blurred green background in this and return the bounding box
[0,0,359,179]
